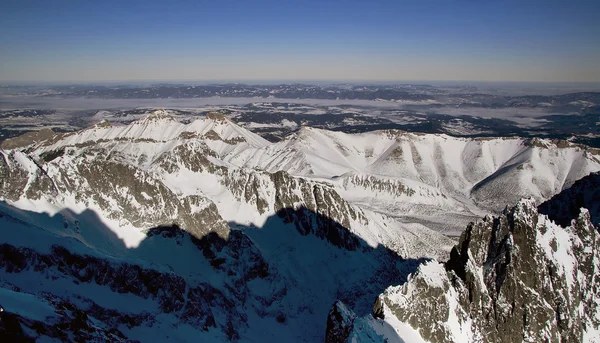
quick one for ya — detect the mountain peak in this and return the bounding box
[94,120,112,128]
[206,112,228,121]
[346,196,600,343]
[142,109,175,122]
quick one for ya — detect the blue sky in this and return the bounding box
[1,0,599,82]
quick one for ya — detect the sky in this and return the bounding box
[0,0,599,83]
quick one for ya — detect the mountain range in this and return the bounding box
[1,109,599,342]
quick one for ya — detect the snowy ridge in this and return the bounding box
[0,112,456,258]
[39,110,269,153]
[224,126,600,235]
[226,127,600,209]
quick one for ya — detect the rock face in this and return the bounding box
[343,199,600,342]
[325,301,357,343]
[0,149,230,240]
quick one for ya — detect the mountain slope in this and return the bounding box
[9,112,599,238]
[1,111,455,257]
[332,199,600,342]
[224,126,600,234]
[227,128,600,206]
[0,200,430,342]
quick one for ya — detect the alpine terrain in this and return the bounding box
[1,109,599,342]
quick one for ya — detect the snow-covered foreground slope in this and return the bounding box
[0,200,433,342]
[331,199,600,343]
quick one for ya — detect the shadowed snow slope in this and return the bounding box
[0,202,425,342]
[538,171,600,227]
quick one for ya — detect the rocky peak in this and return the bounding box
[143,109,175,121]
[206,112,227,121]
[325,301,356,343]
[339,198,600,342]
[381,129,411,140]
[94,120,112,128]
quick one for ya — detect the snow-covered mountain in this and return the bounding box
[1,109,599,342]
[0,110,452,341]
[225,126,600,235]
[328,199,600,342]
[2,111,454,256]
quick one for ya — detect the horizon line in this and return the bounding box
[2,79,600,86]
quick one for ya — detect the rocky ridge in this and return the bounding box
[329,197,600,342]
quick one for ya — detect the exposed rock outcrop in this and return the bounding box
[325,301,356,343]
[330,199,600,342]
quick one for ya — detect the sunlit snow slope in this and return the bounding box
[224,126,600,235]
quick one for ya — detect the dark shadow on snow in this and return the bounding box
[0,201,427,342]
[538,171,600,228]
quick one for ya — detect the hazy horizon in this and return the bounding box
[3,79,600,86]
[2,0,599,83]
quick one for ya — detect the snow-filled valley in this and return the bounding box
[1,109,600,342]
